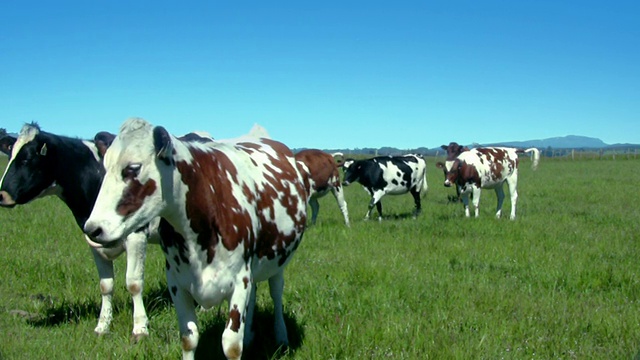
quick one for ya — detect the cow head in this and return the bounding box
[341,159,361,186]
[0,124,56,207]
[94,131,116,159]
[0,135,17,156]
[84,118,169,243]
[436,159,462,188]
[435,142,470,187]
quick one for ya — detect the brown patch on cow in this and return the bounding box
[176,148,250,262]
[458,160,482,188]
[127,283,141,295]
[295,149,340,195]
[243,276,250,289]
[490,161,504,181]
[116,178,157,217]
[228,305,241,332]
[225,342,242,360]
[181,334,197,352]
[100,282,110,295]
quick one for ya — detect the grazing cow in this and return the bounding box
[295,149,350,226]
[83,118,307,360]
[0,123,159,340]
[435,144,540,219]
[341,154,428,221]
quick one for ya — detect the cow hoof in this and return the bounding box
[94,325,109,336]
[131,325,149,342]
[131,332,148,343]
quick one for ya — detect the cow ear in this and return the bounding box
[153,126,173,165]
[440,145,447,151]
[94,131,116,159]
[39,143,48,156]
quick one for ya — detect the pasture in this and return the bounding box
[0,155,638,359]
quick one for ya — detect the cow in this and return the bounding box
[83,117,308,360]
[435,144,540,220]
[341,154,428,221]
[295,149,350,226]
[0,123,159,340]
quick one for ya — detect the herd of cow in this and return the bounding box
[0,119,540,360]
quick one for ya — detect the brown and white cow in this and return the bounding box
[295,149,350,226]
[83,118,307,360]
[435,144,540,219]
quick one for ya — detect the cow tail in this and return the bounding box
[420,157,428,198]
[523,148,540,171]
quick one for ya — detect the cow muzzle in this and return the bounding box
[0,190,17,207]
[444,180,452,187]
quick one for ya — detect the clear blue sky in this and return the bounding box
[1,1,638,150]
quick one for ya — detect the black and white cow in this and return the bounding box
[435,143,540,219]
[295,149,350,226]
[341,154,428,221]
[0,123,158,340]
[83,118,308,360]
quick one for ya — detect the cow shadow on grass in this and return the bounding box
[19,286,304,359]
[194,309,304,360]
[19,284,173,328]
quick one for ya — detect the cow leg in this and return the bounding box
[90,246,115,335]
[309,196,320,225]
[243,280,257,347]
[222,270,253,360]
[366,190,385,221]
[124,231,149,340]
[506,175,519,220]
[494,185,505,219]
[167,272,199,360]
[269,271,289,347]
[332,186,350,227]
[461,192,471,217]
[471,187,482,218]
[410,189,421,218]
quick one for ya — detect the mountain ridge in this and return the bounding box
[302,135,640,156]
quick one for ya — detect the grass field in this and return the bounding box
[0,156,639,359]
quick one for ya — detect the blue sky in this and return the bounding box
[1,1,638,150]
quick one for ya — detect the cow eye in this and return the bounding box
[122,163,141,180]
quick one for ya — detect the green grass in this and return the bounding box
[0,156,639,359]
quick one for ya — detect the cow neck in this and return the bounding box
[40,132,105,228]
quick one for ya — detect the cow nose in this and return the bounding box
[444,180,451,187]
[84,223,103,239]
[0,190,16,206]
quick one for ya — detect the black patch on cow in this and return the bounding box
[179,133,212,143]
[159,218,190,265]
[171,286,178,297]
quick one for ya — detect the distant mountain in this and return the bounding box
[296,135,640,157]
[484,135,608,149]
